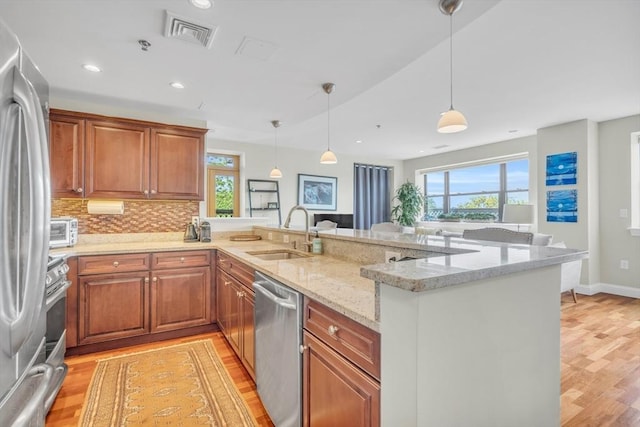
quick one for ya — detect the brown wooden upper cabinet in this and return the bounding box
[49,109,207,200]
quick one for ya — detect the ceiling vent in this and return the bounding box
[164,10,217,49]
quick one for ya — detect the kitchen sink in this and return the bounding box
[246,249,312,260]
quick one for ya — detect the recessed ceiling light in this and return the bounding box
[189,0,212,9]
[82,64,102,73]
[170,82,185,89]
[355,140,363,144]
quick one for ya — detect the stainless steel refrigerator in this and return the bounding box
[0,18,53,426]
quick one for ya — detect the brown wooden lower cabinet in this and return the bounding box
[71,250,214,351]
[302,331,380,427]
[215,252,256,380]
[78,271,150,345]
[151,266,211,333]
[240,287,255,376]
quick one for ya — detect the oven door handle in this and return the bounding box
[45,280,72,311]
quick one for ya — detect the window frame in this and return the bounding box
[420,154,529,222]
[630,132,640,236]
[206,153,241,217]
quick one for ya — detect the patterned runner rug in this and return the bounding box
[79,340,259,426]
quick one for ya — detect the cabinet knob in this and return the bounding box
[75,187,83,193]
[113,261,119,267]
[224,281,231,287]
[328,325,339,336]
[299,345,308,354]
[180,257,185,263]
[145,277,149,283]
[143,190,149,195]
[151,189,157,194]
[153,277,157,282]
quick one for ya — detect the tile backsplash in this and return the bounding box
[52,199,199,234]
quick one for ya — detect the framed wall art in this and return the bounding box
[546,151,577,186]
[297,174,337,211]
[546,189,577,223]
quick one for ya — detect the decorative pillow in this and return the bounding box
[532,233,553,246]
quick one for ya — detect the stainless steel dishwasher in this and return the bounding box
[253,271,302,427]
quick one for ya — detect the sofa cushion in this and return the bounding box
[531,233,553,246]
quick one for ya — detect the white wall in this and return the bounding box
[537,120,599,285]
[598,115,640,291]
[203,137,404,227]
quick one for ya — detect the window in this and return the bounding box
[206,153,240,217]
[422,157,529,221]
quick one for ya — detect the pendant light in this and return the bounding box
[320,82,338,164]
[437,0,467,133]
[269,120,283,178]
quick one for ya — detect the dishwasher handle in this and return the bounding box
[253,281,297,310]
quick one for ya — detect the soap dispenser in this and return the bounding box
[312,231,323,254]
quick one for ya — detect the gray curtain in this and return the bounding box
[353,163,392,230]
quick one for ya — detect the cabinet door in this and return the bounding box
[302,332,380,427]
[150,128,205,200]
[240,286,255,380]
[49,114,85,197]
[85,119,150,199]
[78,272,150,345]
[150,266,211,333]
[227,279,242,356]
[216,268,231,335]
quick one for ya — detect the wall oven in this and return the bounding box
[44,255,71,411]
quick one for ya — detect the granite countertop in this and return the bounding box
[360,242,587,292]
[52,229,589,331]
[51,232,378,331]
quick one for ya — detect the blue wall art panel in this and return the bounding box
[546,151,577,185]
[547,189,577,223]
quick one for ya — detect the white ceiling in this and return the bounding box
[1,0,638,160]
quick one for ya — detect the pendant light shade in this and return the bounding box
[320,149,337,164]
[320,82,338,164]
[438,108,468,133]
[269,167,282,178]
[438,0,467,134]
[269,120,282,178]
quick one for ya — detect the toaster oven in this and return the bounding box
[49,217,78,248]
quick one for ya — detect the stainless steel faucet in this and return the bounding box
[283,205,313,251]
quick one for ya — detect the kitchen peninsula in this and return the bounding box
[53,226,586,427]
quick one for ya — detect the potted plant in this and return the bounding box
[391,181,425,227]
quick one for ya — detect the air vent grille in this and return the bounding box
[164,11,217,49]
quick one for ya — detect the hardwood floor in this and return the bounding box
[45,293,638,426]
[561,293,640,427]
[45,333,274,427]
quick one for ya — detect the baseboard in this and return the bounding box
[576,282,640,298]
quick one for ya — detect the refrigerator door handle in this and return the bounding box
[253,281,296,310]
[1,66,50,356]
[0,104,20,335]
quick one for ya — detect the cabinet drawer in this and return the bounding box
[78,253,150,275]
[304,299,381,380]
[217,252,254,287]
[151,250,210,270]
